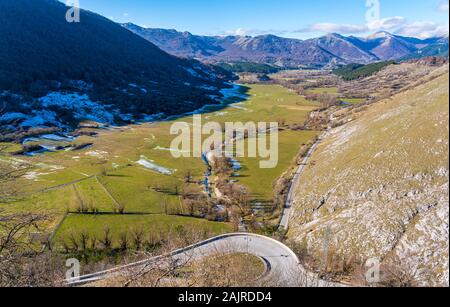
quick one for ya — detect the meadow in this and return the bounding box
[0,83,320,248]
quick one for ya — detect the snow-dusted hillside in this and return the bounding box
[288,67,449,286]
[0,0,235,138]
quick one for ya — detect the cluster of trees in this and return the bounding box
[0,211,66,287]
[217,62,280,74]
[288,238,422,287]
[180,184,211,218]
[333,61,396,81]
[304,92,339,108]
[210,155,254,230]
[60,227,157,255]
[0,159,64,286]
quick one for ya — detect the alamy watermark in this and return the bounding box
[170,115,279,169]
[365,258,381,284]
[65,258,80,282]
[366,0,381,24]
[66,0,80,23]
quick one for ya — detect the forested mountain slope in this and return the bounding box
[0,0,234,134]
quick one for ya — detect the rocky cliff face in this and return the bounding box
[288,67,449,286]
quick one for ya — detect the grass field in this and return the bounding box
[236,129,318,203]
[305,87,340,96]
[1,84,320,247]
[341,98,366,104]
[53,214,230,249]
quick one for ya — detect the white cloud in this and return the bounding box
[222,2,449,39]
[437,0,449,12]
[395,21,449,38]
[225,28,251,36]
[222,28,288,37]
[367,16,406,31]
[294,15,447,39]
[297,23,368,34]
[296,16,406,35]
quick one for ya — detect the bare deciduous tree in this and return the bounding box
[0,211,64,287]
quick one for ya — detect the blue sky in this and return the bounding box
[72,0,449,39]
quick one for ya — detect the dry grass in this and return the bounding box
[288,67,449,287]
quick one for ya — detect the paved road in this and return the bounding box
[279,135,323,230]
[67,233,335,287]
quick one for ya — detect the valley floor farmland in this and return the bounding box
[0,84,320,252]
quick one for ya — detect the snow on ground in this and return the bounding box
[40,92,114,124]
[141,113,165,122]
[23,134,75,144]
[229,104,250,111]
[23,171,55,181]
[21,110,63,128]
[197,85,218,91]
[183,67,201,78]
[22,163,64,181]
[136,155,175,175]
[154,146,190,154]
[85,150,108,158]
[1,92,115,130]
[0,112,28,123]
[35,163,64,171]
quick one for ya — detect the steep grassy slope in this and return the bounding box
[339,62,446,99]
[288,68,449,286]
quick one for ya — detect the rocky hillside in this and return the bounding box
[288,66,449,286]
[123,24,449,68]
[339,60,448,99]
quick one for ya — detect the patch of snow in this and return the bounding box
[154,146,190,154]
[23,171,52,181]
[183,67,201,78]
[85,150,108,158]
[136,155,175,175]
[24,172,40,180]
[0,112,28,123]
[374,151,385,158]
[39,92,114,124]
[141,113,165,122]
[119,114,134,121]
[197,85,218,91]
[229,104,249,111]
[35,163,64,171]
[39,134,75,142]
[21,110,61,128]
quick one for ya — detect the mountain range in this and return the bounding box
[123,23,449,68]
